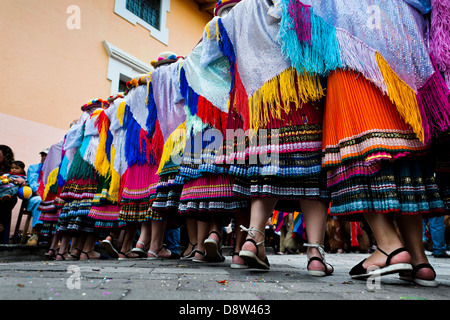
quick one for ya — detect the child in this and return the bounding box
[0,161,27,232]
[0,160,27,201]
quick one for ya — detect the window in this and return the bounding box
[119,75,131,93]
[126,0,161,30]
[103,41,154,95]
[114,0,170,45]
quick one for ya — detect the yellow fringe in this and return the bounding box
[107,145,120,203]
[117,101,127,127]
[157,122,187,174]
[43,168,59,201]
[376,53,424,142]
[248,68,325,131]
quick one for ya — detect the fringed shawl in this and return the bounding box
[277,0,450,143]
[201,0,324,132]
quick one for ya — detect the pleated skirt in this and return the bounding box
[226,98,329,201]
[324,69,445,218]
[118,163,159,222]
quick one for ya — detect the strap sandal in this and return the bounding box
[192,250,206,263]
[56,252,71,261]
[230,252,249,269]
[44,248,57,260]
[147,245,180,260]
[238,226,270,270]
[81,250,109,260]
[204,231,225,262]
[69,248,81,260]
[304,243,334,277]
[131,241,150,258]
[101,239,120,258]
[181,242,198,260]
[349,247,412,279]
[118,251,138,261]
[399,263,438,287]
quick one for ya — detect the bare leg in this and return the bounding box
[118,223,139,259]
[232,210,250,266]
[240,198,278,261]
[148,220,171,258]
[193,220,212,261]
[396,214,435,280]
[182,218,198,257]
[301,199,333,274]
[362,213,411,269]
[56,232,72,260]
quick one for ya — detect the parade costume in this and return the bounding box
[57,100,108,234]
[275,0,450,219]
[202,0,328,202]
[88,95,126,230]
[118,76,163,223]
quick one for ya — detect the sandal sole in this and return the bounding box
[204,239,225,262]
[239,250,270,270]
[352,263,412,279]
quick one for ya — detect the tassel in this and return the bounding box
[94,111,111,177]
[43,168,59,201]
[117,101,127,127]
[247,67,324,131]
[108,145,121,203]
[157,122,187,174]
[376,53,425,142]
[179,67,200,116]
[146,81,158,138]
[416,68,450,143]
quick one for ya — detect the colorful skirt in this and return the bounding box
[151,158,184,222]
[119,163,159,222]
[177,109,251,220]
[324,69,445,218]
[224,99,329,201]
[88,175,125,229]
[57,150,99,234]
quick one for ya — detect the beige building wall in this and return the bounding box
[1,0,211,168]
[0,0,212,234]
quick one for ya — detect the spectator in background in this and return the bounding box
[0,145,21,243]
[25,148,49,246]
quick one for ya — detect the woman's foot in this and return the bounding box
[118,250,139,260]
[350,247,412,279]
[80,250,109,260]
[130,241,150,258]
[147,246,180,260]
[305,243,334,277]
[181,242,197,260]
[399,263,438,287]
[44,248,58,260]
[204,231,225,262]
[56,252,74,261]
[239,226,270,270]
[231,252,248,269]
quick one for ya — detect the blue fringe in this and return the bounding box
[217,18,236,88]
[146,82,158,138]
[125,108,148,166]
[179,67,200,116]
[105,130,113,163]
[278,0,341,75]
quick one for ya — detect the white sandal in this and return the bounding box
[238,226,270,270]
[304,243,334,277]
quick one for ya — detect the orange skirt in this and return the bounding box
[323,69,429,184]
[323,70,444,218]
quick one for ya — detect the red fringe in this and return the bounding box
[197,96,228,133]
[232,64,250,130]
[151,120,164,165]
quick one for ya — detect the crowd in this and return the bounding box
[2,0,450,288]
